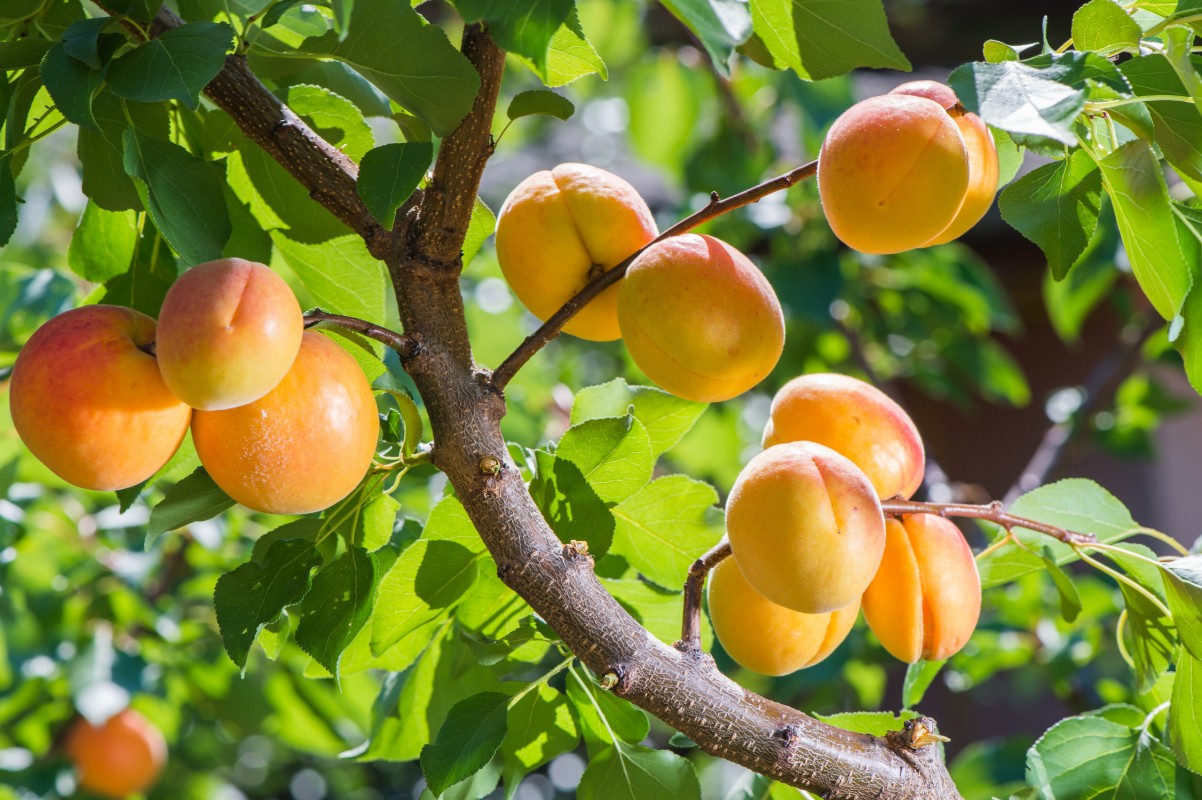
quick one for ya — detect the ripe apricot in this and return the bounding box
[191,331,378,514]
[862,514,981,663]
[65,708,167,799]
[726,442,885,614]
[708,558,859,676]
[765,373,924,499]
[9,305,191,491]
[495,163,658,341]
[156,258,304,410]
[617,234,784,403]
[818,94,970,254]
[889,81,1000,245]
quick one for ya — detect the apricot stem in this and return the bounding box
[492,160,819,390]
[303,309,416,358]
[677,537,732,653]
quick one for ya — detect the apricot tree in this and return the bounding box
[3,1,1202,799]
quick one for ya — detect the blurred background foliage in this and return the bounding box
[2,0,1198,798]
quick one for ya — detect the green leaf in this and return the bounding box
[571,378,707,459]
[229,143,348,243]
[357,142,433,229]
[420,692,509,797]
[286,84,375,162]
[146,467,235,549]
[294,547,378,680]
[67,203,137,283]
[749,0,909,81]
[524,7,607,86]
[1038,545,1083,623]
[101,217,177,317]
[949,61,1086,145]
[357,491,400,551]
[625,52,705,177]
[1120,55,1202,182]
[272,233,387,324]
[812,711,918,736]
[78,93,169,212]
[530,449,615,556]
[983,39,1023,63]
[62,17,111,69]
[463,197,495,269]
[0,39,52,70]
[1172,652,1202,774]
[659,0,752,74]
[1042,212,1119,343]
[998,150,1102,280]
[107,23,233,108]
[501,683,578,789]
[902,659,946,709]
[611,475,723,589]
[1027,713,1180,797]
[1096,140,1193,320]
[1120,583,1177,693]
[604,577,711,649]
[557,414,654,504]
[455,0,572,73]
[215,539,321,669]
[1072,0,1141,55]
[1163,556,1202,661]
[122,127,231,266]
[506,89,575,121]
[0,159,14,249]
[39,41,106,128]
[577,744,701,800]
[297,0,480,136]
[567,666,649,747]
[978,479,1139,587]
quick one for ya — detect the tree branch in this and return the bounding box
[131,11,961,797]
[491,160,818,389]
[302,309,416,359]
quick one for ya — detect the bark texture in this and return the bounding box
[147,10,963,798]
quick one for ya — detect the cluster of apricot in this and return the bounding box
[10,259,379,515]
[496,164,785,403]
[64,708,166,799]
[709,373,982,674]
[818,80,1000,254]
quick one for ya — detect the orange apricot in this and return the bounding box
[191,331,378,514]
[765,373,924,499]
[9,305,191,491]
[708,558,859,676]
[156,258,303,410]
[65,708,167,799]
[818,94,970,254]
[889,80,1000,245]
[862,514,982,663]
[726,441,885,614]
[495,163,658,341]
[617,234,784,403]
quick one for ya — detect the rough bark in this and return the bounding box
[145,9,963,798]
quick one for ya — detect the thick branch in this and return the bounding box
[491,160,818,389]
[303,309,416,358]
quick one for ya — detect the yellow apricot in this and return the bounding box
[708,558,859,676]
[156,258,304,410]
[726,441,885,614]
[191,332,378,514]
[862,514,981,663]
[9,305,191,491]
[818,94,970,254]
[495,163,658,341]
[889,81,1000,245]
[765,373,924,499]
[617,234,785,403]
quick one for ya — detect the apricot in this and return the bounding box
[818,94,970,254]
[765,373,924,499]
[708,558,859,676]
[862,514,981,663]
[889,81,1000,245]
[191,331,378,514]
[65,708,167,799]
[156,258,304,410]
[9,305,191,491]
[726,441,885,614]
[495,163,658,341]
[617,234,785,403]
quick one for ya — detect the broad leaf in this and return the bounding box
[812,711,918,736]
[67,203,137,283]
[107,22,233,108]
[611,475,723,589]
[1027,713,1180,797]
[1120,55,1202,181]
[949,60,1085,145]
[501,684,578,790]
[78,92,170,212]
[455,0,572,73]
[516,8,607,86]
[557,414,654,504]
[1072,0,1141,55]
[357,142,433,229]
[286,84,375,162]
[40,41,106,128]
[567,667,649,748]
[749,0,909,80]
[146,467,235,549]
[1163,556,1202,661]
[577,744,701,800]
[571,378,707,459]
[506,89,575,122]
[463,197,495,269]
[294,546,378,680]
[530,449,615,556]
[902,659,947,709]
[659,0,752,74]
[420,691,509,797]
[1171,652,1202,774]
[272,233,387,324]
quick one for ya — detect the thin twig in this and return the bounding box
[880,498,1098,545]
[303,309,416,358]
[676,537,731,654]
[491,160,819,389]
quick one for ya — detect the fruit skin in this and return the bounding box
[726,441,885,614]
[889,80,1000,245]
[156,258,304,411]
[495,163,658,341]
[708,558,859,676]
[192,331,379,514]
[65,708,167,799]
[862,514,981,663]
[617,233,785,403]
[9,305,191,491]
[764,373,925,500]
[818,94,970,254]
